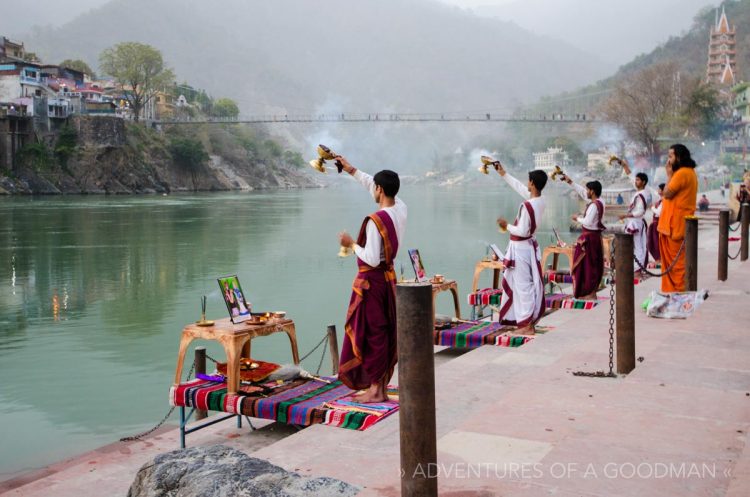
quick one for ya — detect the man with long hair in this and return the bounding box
[336,156,406,403]
[658,144,699,292]
[494,164,548,335]
[563,176,606,300]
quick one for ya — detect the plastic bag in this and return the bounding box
[645,290,708,319]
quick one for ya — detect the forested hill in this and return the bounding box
[539,0,750,110]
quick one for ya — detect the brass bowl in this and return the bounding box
[272,311,286,319]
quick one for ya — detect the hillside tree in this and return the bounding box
[99,42,175,123]
[213,98,240,119]
[59,59,96,79]
[601,61,682,165]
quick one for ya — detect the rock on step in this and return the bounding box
[127,445,359,497]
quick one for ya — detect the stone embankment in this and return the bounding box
[0,116,321,194]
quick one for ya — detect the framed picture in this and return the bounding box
[218,275,252,323]
[408,249,427,282]
[489,243,504,260]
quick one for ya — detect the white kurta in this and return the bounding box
[571,182,606,230]
[351,170,407,266]
[623,173,650,269]
[497,173,545,327]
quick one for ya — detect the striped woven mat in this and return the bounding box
[545,293,601,310]
[544,270,574,284]
[434,321,533,348]
[170,378,398,431]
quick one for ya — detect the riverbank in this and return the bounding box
[0,116,321,194]
[2,219,748,496]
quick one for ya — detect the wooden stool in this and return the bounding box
[470,259,505,319]
[173,317,300,395]
[471,259,505,292]
[431,279,461,319]
[541,245,575,273]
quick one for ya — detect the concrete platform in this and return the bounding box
[2,224,749,496]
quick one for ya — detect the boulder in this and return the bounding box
[127,445,359,497]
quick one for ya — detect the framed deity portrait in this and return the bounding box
[218,275,252,323]
[408,249,427,282]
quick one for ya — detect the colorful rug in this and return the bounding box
[467,288,503,306]
[433,321,532,348]
[170,378,398,431]
[544,270,574,284]
[545,293,600,310]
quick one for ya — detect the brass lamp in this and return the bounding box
[479,155,500,174]
[309,144,343,173]
[608,155,621,166]
[550,165,566,181]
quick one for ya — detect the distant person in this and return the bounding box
[658,144,699,293]
[562,175,606,300]
[698,194,710,212]
[494,162,547,334]
[647,183,665,262]
[616,193,624,205]
[336,155,406,403]
[619,159,654,270]
[737,184,750,222]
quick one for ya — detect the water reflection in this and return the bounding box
[0,185,578,477]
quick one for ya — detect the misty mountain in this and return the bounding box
[472,0,718,70]
[0,0,105,37]
[24,0,608,114]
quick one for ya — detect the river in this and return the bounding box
[0,180,579,478]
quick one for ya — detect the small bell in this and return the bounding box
[338,246,354,257]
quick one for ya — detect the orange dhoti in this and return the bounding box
[658,234,686,292]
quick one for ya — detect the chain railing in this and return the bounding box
[572,238,616,378]
[632,238,686,277]
[728,246,742,260]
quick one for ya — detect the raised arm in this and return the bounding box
[563,176,588,201]
[501,172,531,200]
[493,162,530,200]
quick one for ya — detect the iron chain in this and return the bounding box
[632,238,686,277]
[119,360,196,442]
[728,247,742,260]
[572,237,616,378]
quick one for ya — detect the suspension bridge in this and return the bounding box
[154,111,604,126]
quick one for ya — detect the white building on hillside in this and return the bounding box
[533,147,571,174]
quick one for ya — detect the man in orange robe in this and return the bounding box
[657,144,699,292]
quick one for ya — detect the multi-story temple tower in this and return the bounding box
[707,6,737,85]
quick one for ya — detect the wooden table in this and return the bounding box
[173,317,300,395]
[431,279,461,319]
[471,259,505,292]
[541,245,575,272]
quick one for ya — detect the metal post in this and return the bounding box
[615,233,635,375]
[396,282,437,497]
[742,203,750,262]
[685,217,699,292]
[194,347,207,421]
[326,324,340,375]
[719,210,729,281]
